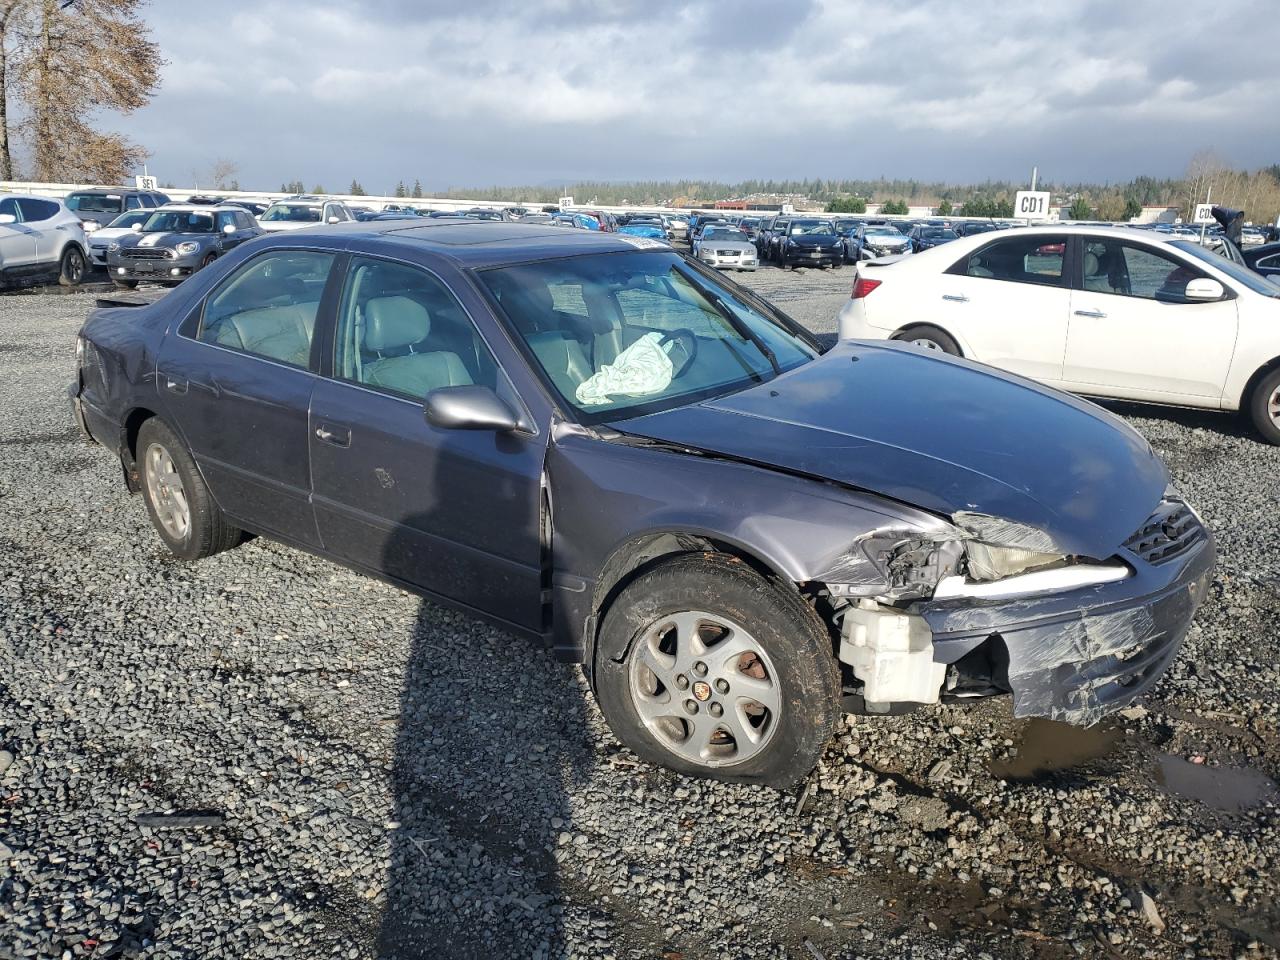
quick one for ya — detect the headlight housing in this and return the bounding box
[82,220,98,233]
[176,241,200,256]
[108,242,120,253]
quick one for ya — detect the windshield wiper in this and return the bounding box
[677,264,782,375]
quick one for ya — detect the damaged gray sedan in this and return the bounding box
[69,221,1215,787]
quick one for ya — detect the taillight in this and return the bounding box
[851,277,881,299]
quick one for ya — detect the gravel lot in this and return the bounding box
[1,263,1277,960]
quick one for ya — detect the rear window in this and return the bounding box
[951,235,1066,287]
[66,193,122,214]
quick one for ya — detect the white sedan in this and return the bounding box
[838,225,1280,444]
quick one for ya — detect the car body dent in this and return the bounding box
[608,340,1168,561]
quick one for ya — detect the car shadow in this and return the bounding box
[376,516,594,959]
[1092,398,1263,443]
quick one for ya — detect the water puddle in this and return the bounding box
[989,718,1123,781]
[1152,755,1278,811]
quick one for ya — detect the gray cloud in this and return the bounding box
[116,0,1279,193]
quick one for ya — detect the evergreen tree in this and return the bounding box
[412,178,423,199]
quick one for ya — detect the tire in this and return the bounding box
[594,554,840,788]
[113,279,138,290]
[1248,367,1280,445]
[58,245,86,287]
[199,252,217,270]
[136,418,242,561]
[892,324,961,356]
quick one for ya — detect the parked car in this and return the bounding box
[85,210,152,267]
[220,200,270,218]
[838,224,1280,443]
[1243,241,1280,280]
[70,220,1215,785]
[847,224,911,262]
[693,225,759,270]
[64,187,171,232]
[665,215,690,240]
[953,221,1001,238]
[0,193,88,287]
[776,219,843,269]
[106,203,262,288]
[258,196,355,232]
[617,221,669,243]
[908,225,959,253]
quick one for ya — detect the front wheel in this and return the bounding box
[199,252,217,270]
[891,324,961,355]
[594,554,840,787]
[1248,367,1280,445]
[137,418,242,561]
[58,246,86,287]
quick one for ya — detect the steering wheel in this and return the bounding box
[659,328,698,378]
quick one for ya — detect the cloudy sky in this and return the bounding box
[117,0,1277,193]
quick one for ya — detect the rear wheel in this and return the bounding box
[594,554,840,787]
[1248,367,1280,445]
[892,324,961,356]
[58,246,85,287]
[137,418,242,561]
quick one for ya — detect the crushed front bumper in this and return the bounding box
[914,531,1215,726]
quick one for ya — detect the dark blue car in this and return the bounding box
[69,221,1214,786]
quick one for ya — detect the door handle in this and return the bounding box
[1074,309,1107,318]
[942,294,969,303]
[314,424,351,448]
[162,375,187,395]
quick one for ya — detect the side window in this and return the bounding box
[125,195,143,210]
[0,197,19,221]
[1257,254,1280,270]
[16,197,58,222]
[1117,243,1207,303]
[955,235,1066,287]
[235,212,254,230]
[196,251,334,368]
[215,210,237,232]
[334,257,497,399]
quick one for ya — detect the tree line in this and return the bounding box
[0,0,161,182]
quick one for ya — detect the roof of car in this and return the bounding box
[257,218,651,267]
[67,187,151,195]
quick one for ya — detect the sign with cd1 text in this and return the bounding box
[1193,204,1215,224]
[1014,190,1050,220]
[134,175,158,191]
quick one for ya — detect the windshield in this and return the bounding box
[1171,240,1280,298]
[66,192,123,213]
[790,221,834,236]
[107,211,150,229]
[261,204,322,223]
[481,251,817,423]
[866,229,902,240]
[140,210,214,233]
[921,228,957,240]
[703,228,744,241]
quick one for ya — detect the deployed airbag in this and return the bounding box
[576,331,673,406]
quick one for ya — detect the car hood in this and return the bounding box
[120,231,213,248]
[788,236,841,246]
[608,341,1167,559]
[702,240,755,251]
[259,220,318,232]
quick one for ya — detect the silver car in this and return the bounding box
[694,225,759,271]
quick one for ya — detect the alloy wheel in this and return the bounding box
[1270,385,1280,427]
[144,442,191,542]
[628,611,781,767]
[910,337,943,350]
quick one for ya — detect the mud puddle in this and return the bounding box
[1152,754,1278,811]
[989,718,1123,781]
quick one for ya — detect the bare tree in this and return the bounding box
[17,0,162,182]
[207,158,239,190]
[0,0,30,180]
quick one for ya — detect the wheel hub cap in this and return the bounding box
[1269,387,1280,426]
[627,611,781,768]
[144,442,190,542]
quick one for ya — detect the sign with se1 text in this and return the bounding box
[134,175,158,191]
[1014,190,1050,220]
[1193,204,1215,224]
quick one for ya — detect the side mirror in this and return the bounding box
[327,215,340,224]
[1184,278,1225,301]
[0,213,14,224]
[424,385,521,432]
[132,222,143,231]
[222,223,236,234]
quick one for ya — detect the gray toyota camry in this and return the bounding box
[70,220,1215,787]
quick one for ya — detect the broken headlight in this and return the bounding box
[964,540,1064,582]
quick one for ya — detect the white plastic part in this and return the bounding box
[839,600,944,705]
[931,563,1129,601]
[575,331,673,406]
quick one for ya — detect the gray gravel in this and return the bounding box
[0,267,1277,960]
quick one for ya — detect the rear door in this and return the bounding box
[308,254,548,631]
[1063,237,1238,402]
[932,233,1073,385]
[17,198,64,266]
[157,248,341,546]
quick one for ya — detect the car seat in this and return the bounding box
[361,296,472,397]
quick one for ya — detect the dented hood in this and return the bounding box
[609,341,1167,559]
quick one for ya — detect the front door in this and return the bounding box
[308,254,547,631]
[1063,238,1238,402]
[935,233,1073,385]
[156,248,340,546]
[0,196,36,269]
